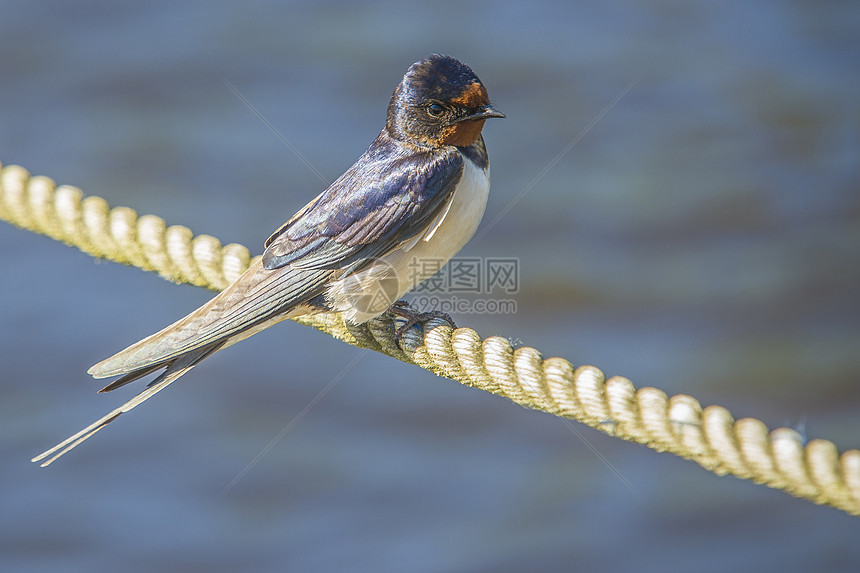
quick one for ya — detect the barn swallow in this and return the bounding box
[33,54,504,466]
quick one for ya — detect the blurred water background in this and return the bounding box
[1,1,859,571]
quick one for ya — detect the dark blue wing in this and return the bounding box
[262,134,464,271]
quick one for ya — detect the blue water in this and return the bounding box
[2,1,859,571]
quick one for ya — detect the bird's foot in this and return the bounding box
[387,300,456,346]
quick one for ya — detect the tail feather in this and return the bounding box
[31,343,222,467]
[97,362,166,393]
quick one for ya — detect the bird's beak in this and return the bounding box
[454,105,506,123]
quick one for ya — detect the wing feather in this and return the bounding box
[89,134,463,381]
[262,136,464,272]
[88,261,333,378]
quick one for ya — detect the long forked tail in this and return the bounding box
[32,344,222,467]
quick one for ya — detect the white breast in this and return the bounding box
[326,154,491,324]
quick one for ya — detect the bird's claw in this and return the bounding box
[387,301,455,348]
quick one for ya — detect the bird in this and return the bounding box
[32,54,505,466]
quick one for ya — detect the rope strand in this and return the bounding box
[2,161,858,516]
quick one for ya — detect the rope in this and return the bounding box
[2,160,858,516]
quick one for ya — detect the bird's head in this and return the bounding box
[386,54,504,148]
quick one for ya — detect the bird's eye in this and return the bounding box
[427,103,445,117]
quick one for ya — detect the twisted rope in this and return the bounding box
[2,161,858,516]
